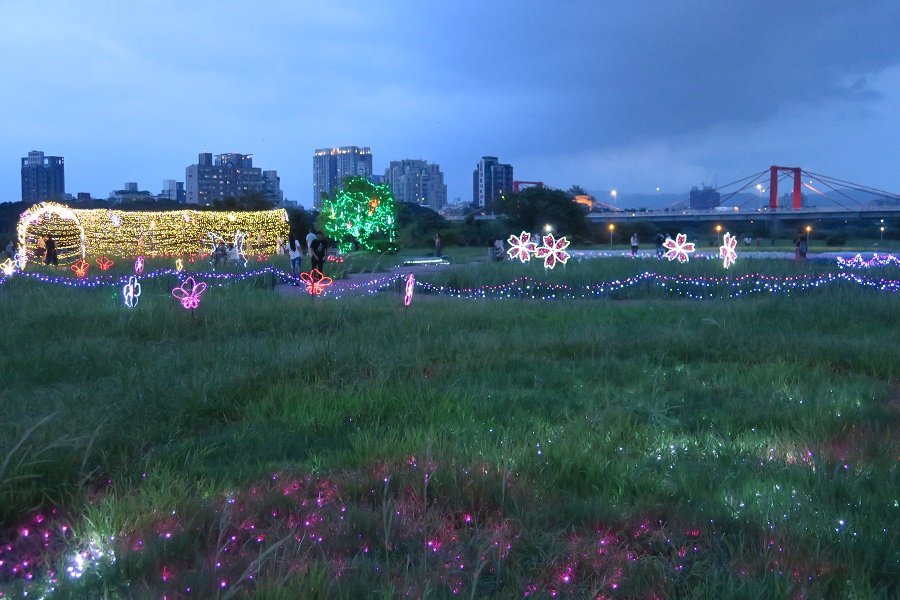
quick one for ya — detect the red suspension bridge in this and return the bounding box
[587,166,900,225]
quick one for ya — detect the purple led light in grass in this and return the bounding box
[172,277,207,310]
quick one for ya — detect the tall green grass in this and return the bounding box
[0,274,897,597]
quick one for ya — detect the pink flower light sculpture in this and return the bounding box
[534,234,570,269]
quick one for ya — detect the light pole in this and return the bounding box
[715,224,723,245]
[608,223,615,247]
[756,184,763,211]
[880,226,885,242]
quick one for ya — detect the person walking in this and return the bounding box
[4,239,13,259]
[798,234,808,259]
[305,228,317,256]
[655,233,665,258]
[288,236,303,278]
[434,232,443,258]
[44,235,58,266]
[309,232,327,276]
[630,233,639,258]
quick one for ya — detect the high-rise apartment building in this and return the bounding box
[21,150,65,202]
[185,152,280,205]
[160,179,186,202]
[313,146,372,208]
[383,159,447,210]
[472,156,513,213]
[262,170,283,204]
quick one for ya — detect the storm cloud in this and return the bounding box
[1,0,898,204]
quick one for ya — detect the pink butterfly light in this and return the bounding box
[172,277,207,310]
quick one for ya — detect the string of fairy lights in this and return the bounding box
[7,268,895,302]
[17,202,290,265]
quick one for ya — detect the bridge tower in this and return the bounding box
[768,166,802,210]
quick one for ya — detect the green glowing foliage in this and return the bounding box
[318,177,398,252]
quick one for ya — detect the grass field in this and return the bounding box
[0,257,898,598]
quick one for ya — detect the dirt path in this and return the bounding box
[278,261,456,298]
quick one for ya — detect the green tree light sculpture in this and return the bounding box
[317,177,398,252]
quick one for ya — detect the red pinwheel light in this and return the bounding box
[71,259,90,278]
[96,256,114,271]
[300,269,333,295]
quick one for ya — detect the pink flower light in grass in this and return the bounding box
[534,234,570,269]
[663,233,696,263]
[719,232,738,269]
[506,231,537,263]
[171,277,207,310]
[403,273,415,306]
[134,255,145,275]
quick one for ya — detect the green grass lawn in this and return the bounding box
[0,261,898,598]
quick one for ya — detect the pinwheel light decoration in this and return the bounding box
[96,256,114,271]
[71,259,90,277]
[300,269,333,296]
[134,256,145,275]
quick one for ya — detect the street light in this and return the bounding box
[715,224,723,245]
[880,226,885,241]
[543,223,553,234]
[608,223,615,247]
[756,184,764,210]
[610,190,617,202]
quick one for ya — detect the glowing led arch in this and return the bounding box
[17,202,87,267]
[15,203,289,263]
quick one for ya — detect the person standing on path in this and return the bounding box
[630,233,639,258]
[309,232,327,276]
[44,235,58,266]
[434,232,443,258]
[288,236,303,278]
[305,229,316,257]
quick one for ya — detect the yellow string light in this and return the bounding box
[17,202,289,265]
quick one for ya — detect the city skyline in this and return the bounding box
[2,2,900,207]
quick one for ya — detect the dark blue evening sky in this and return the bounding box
[2,1,899,207]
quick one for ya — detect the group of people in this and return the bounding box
[7,235,60,265]
[285,229,327,280]
[629,233,667,258]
